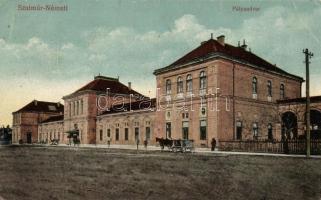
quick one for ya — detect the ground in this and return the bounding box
[0,146,320,200]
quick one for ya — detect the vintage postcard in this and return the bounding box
[0,0,321,199]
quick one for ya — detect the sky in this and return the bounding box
[0,0,321,126]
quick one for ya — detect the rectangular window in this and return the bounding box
[99,130,103,141]
[115,128,119,141]
[280,84,285,99]
[81,100,84,114]
[166,79,171,95]
[125,128,129,141]
[200,120,207,140]
[146,127,151,140]
[267,81,272,97]
[107,129,111,138]
[252,77,257,94]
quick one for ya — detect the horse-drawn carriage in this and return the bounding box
[156,137,194,153]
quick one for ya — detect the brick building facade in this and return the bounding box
[12,35,321,146]
[154,35,306,147]
[12,100,63,143]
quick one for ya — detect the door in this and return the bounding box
[135,127,139,141]
[236,121,242,140]
[27,132,32,144]
[182,121,189,140]
[166,123,171,138]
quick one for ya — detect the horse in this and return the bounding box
[156,137,173,150]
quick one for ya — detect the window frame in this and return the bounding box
[166,79,171,95]
[200,71,207,90]
[200,120,207,140]
[115,128,119,141]
[177,76,183,94]
[268,123,273,140]
[124,128,129,141]
[252,122,259,139]
[186,74,193,92]
[267,80,272,97]
[252,77,258,94]
[280,84,285,99]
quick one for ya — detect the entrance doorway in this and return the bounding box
[135,127,139,141]
[182,121,189,140]
[27,132,32,144]
[166,122,171,138]
[236,121,242,140]
[281,112,298,139]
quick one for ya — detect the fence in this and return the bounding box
[218,139,321,155]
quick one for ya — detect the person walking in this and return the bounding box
[211,138,216,151]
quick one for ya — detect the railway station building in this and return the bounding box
[12,35,321,147]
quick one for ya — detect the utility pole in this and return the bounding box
[303,48,313,158]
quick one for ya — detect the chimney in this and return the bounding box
[128,82,132,90]
[217,35,225,46]
[34,100,38,106]
[241,39,247,50]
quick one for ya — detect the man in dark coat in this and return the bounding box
[211,138,216,151]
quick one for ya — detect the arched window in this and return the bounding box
[252,77,257,94]
[267,80,272,97]
[166,79,171,95]
[280,84,285,99]
[200,71,206,89]
[252,122,259,139]
[177,76,183,93]
[268,123,273,140]
[186,74,193,92]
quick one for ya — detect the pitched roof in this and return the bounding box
[154,38,303,81]
[100,98,156,115]
[277,96,321,104]
[13,100,64,114]
[41,115,64,123]
[69,76,143,96]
